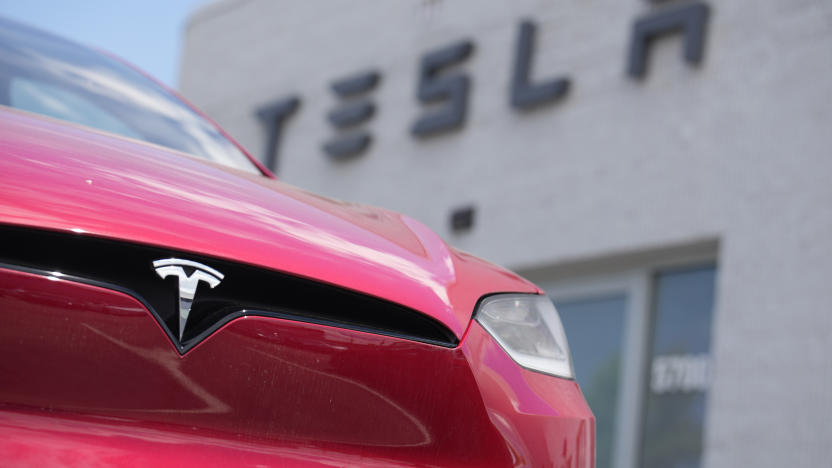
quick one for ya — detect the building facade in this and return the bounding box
[180,1,832,467]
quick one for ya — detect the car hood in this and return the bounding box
[0,109,537,339]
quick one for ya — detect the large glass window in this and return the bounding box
[556,295,628,468]
[641,266,716,468]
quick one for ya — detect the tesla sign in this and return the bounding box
[257,1,711,170]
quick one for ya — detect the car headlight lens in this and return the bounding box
[476,294,574,379]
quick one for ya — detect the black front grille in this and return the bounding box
[0,225,458,353]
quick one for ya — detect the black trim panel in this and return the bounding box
[0,226,458,353]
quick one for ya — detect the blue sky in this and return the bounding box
[0,0,208,88]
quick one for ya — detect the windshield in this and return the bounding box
[0,17,261,175]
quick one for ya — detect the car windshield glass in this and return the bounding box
[0,18,261,175]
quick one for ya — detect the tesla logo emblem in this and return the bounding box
[152,258,224,341]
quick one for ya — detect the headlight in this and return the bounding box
[476,294,574,379]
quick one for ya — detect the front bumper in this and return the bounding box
[462,321,595,467]
[0,267,594,467]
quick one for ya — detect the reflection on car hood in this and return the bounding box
[0,109,537,338]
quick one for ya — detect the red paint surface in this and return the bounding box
[0,268,593,466]
[0,108,537,339]
[0,105,593,466]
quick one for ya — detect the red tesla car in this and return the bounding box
[0,18,594,467]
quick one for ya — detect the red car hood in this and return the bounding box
[0,109,537,338]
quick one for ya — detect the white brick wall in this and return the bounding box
[180,1,832,466]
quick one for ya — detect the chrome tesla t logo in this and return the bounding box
[152,258,224,341]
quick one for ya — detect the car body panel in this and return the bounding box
[0,108,538,340]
